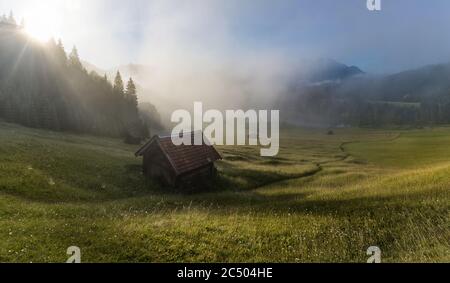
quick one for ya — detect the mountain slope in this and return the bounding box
[0,24,146,138]
[301,58,364,83]
[280,62,450,127]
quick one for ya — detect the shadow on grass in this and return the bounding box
[184,187,449,218]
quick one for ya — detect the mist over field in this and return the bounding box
[4,0,450,127]
[84,0,450,127]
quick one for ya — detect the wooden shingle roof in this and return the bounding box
[135,132,222,176]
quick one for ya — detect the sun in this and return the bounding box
[23,1,63,42]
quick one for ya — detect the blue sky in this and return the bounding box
[2,0,450,73]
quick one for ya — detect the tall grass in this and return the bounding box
[0,122,448,262]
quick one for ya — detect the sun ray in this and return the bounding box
[23,0,63,42]
[6,39,30,83]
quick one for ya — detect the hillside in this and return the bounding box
[90,57,450,128]
[281,63,450,127]
[0,23,146,138]
[295,58,364,83]
[0,121,448,262]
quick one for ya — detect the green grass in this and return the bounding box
[0,122,448,262]
[346,127,450,168]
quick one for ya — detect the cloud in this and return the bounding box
[134,0,298,121]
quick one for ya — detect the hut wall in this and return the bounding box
[143,144,177,186]
[177,164,216,186]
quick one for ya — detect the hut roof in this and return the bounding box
[135,132,222,176]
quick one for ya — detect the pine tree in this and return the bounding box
[8,11,16,25]
[0,28,160,138]
[56,39,67,64]
[126,78,138,112]
[113,71,124,94]
[68,46,83,69]
[48,37,57,48]
[125,78,136,97]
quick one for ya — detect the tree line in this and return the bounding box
[281,72,450,128]
[0,20,151,141]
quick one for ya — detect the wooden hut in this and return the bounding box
[135,132,222,187]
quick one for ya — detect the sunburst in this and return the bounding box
[23,0,63,42]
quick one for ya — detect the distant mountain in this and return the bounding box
[303,58,364,83]
[290,58,364,85]
[315,62,450,104]
[369,63,450,102]
[115,64,153,79]
[82,60,107,76]
[85,58,364,89]
[280,62,450,127]
[85,57,450,128]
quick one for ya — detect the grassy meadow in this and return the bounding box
[0,122,448,262]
